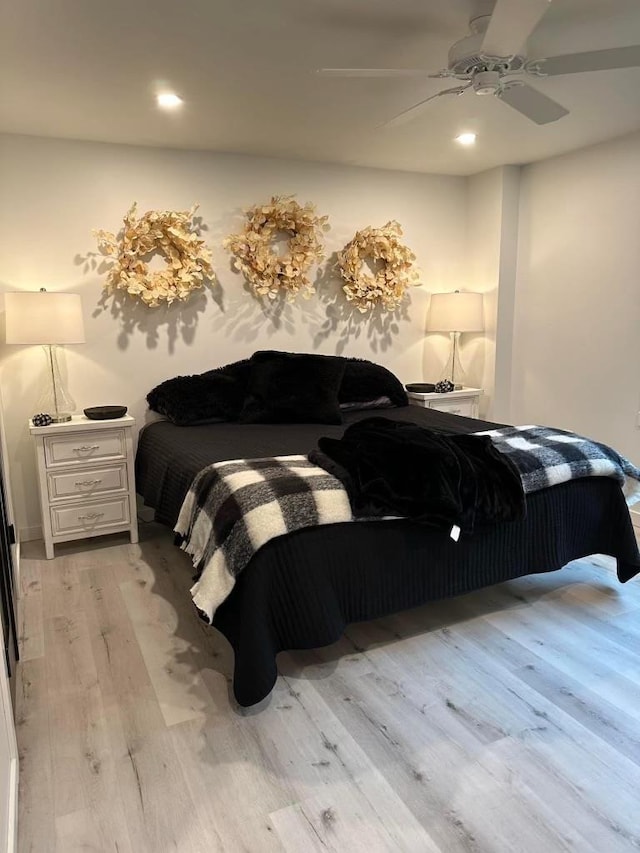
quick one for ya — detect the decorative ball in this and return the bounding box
[434,380,454,394]
[32,413,53,427]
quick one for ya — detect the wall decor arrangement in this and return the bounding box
[224,195,330,302]
[94,203,214,307]
[337,220,419,313]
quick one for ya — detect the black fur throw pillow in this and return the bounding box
[202,358,252,388]
[146,373,244,426]
[239,351,345,424]
[339,358,408,408]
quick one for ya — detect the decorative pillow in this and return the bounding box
[202,357,252,387]
[339,358,408,408]
[239,351,345,424]
[146,373,244,426]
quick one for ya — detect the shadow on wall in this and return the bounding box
[210,251,410,355]
[208,253,315,344]
[75,249,224,354]
[311,252,409,355]
[92,287,218,354]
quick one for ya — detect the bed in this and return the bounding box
[136,404,640,706]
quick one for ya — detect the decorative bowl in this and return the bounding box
[83,405,128,420]
[405,383,436,393]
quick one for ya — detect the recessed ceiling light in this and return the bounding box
[455,132,477,146]
[157,92,183,109]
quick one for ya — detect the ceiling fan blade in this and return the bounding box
[534,45,640,76]
[482,0,551,57]
[498,83,568,124]
[382,86,469,128]
[317,68,430,78]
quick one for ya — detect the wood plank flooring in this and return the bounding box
[15,522,640,852]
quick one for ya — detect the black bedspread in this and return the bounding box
[136,408,640,706]
[136,406,495,528]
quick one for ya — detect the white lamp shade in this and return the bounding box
[5,291,85,345]
[427,291,484,333]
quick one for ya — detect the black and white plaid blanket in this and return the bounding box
[176,455,352,623]
[474,424,640,503]
[177,426,640,622]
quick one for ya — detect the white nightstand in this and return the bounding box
[408,387,482,418]
[29,414,139,559]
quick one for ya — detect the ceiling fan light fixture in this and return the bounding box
[455,132,477,146]
[473,70,501,95]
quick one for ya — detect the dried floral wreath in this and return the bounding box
[94,203,214,307]
[337,220,419,313]
[224,195,329,301]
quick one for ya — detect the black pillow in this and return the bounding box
[339,358,408,408]
[146,373,244,426]
[202,357,252,388]
[239,351,345,424]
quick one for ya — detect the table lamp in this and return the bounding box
[427,290,484,388]
[5,289,85,422]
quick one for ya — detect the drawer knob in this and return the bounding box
[74,444,100,453]
[75,479,103,488]
[450,408,461,414]
[78,512,105,521]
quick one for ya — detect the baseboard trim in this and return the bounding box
[18,525,42,543]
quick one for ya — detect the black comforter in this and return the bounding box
[136,407,640,706]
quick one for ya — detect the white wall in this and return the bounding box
[0,133,468,536]
[464,166,520,422]
[512,130,640,462]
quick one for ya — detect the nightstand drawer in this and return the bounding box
[46,463,128,501]
[429,399,475,417]
[44,429,126,468]
[50,496,130,536]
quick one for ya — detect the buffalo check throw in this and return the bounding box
[176,455,352,623]
[473,425,640,503]
[176,428,640,622]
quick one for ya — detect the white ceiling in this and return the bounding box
[2,0,640,175]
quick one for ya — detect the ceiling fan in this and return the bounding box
[318,0,640,127]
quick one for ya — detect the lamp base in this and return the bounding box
[440,331,469,390]
[41,345,77,425]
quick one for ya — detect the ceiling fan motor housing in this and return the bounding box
[447,30,525,77]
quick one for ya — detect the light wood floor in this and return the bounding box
[15,522,640,853]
